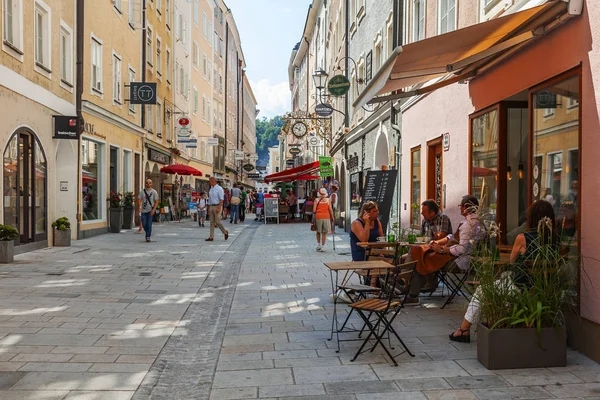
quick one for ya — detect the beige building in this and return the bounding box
[241,73,258,189]
[1,0,77,250]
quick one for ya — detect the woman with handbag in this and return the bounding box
[313,188,334,252]
[230,184,241,224]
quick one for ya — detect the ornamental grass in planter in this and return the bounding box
[52,217,71,247]
[108,190,123,233]
[474,216,577,370]
[0,224,19,263]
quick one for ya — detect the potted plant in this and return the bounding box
[52,217,71,247]
[474,219,576,369]
[108,190,123,233]
[122,192,135,230]
[0,224,19,263]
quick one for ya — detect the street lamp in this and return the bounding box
[312,68,329,91]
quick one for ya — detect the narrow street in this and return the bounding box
[0,219,596,399]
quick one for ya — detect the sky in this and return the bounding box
[225,0,312,119]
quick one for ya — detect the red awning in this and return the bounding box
[160,164,203,176]
[264,161,320,183]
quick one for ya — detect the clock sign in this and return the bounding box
[292,122,308,138]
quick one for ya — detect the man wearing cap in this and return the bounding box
[405,195,485,305]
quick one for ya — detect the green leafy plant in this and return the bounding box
[0,225,19,241]
[51,217,71,231]
[108,190,123,208]
[123,192,135,208]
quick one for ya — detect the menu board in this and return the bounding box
[362,170,398,232]
[263,198,279,224]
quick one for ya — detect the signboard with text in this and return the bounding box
[130,82,157,105]
[362,169,398,233]
[319,156,333,177]
[53,116,79,140]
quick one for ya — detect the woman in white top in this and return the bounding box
[197,193,207,227]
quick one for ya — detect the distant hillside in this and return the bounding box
[255,116,285,166]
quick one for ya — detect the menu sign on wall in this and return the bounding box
[362,170,398,232]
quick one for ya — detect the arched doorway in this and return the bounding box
[374,129,390,169]
[3,129,48,244]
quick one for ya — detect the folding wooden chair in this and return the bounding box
[348,262,417,366]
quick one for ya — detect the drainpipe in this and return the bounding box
[224,22,229,171]
[344,0,350,128]
[141,0,147,129]
[75,0,84,240]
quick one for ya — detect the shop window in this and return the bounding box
[350,172,362,210]
[410,147,421,228]
[412,0,425,42]
[532,75,580,240]
[471,109,498,220]
[82,139,104,221]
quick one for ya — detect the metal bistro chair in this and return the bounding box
[348,261,417,366]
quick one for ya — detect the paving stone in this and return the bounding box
[217,359,275,371]
[0,371,26,389]
[294,365,378,384]
[213,368,294,388]
[470,386,554,399]
[395,378,452,391]
[51,346,109,354]
[372,361,470,381]
[356,393,427,400]
[324,380,400,394]
[62,390,135,400]
[18,362,93,372]
[275,357,342,368]
[258,383,325,397]
[263,350,318,359]
[11,371,146,390]
[71,354,119,363]
[422,389,478,399]
[222,333,289,346]
[445,375,510,389]
[210,387,258,399]
[542,382,600,398]
[0,390,69,400]
[13,353,74,362]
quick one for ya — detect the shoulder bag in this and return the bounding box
[310,199,321,232]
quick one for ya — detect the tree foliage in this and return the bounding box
[255,116,285,166]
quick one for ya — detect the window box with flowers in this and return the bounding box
[108,191,123,233]
[122,192,135,230]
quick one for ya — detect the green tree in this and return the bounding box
[256,116,285,166]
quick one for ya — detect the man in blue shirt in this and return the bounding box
[254,189,265,221]
[206,177,228,241]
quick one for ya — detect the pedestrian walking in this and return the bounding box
[206,177,229,241]
[313,188,334,252]
[138,178,159,242]
[197,192,207,227]
[230,184,241,224]
[239,186,247,222]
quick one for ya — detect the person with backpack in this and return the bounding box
[137,179,159,242]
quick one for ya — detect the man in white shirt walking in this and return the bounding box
[206,177,229,241]
[138,179,159,242]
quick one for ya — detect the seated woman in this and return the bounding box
[349,201,384,262]
[449,199,558,343]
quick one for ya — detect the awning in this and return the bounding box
[264,161,320,183]
[354,0,571,108]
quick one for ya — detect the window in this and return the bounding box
[156,0,161,14]
[567,96,579,109]
[219,73,222,93]
[207,61,212,84]
[543,108,555,118]
[193,87,198,114]
[82,139,104,221]
[207,21,212,45]
[146,26,153,66]
[471,109,498,216]
[156,101,163,136]
[91,37,102,93]
[410,147,421,227]
[184,71,189,99]
[3,0,22,50]
[123,150,132,192]
[202,13,207,38]
[166,49,171,82]
[146,105,153,132]
[34,2,50,69]
[60,25,73,85]
[112,53,122,104]
[194,0,199,25]
[156,38,162,75]
[165,0,170,28]
[193,41,199,67]
[114,0,122,13]
[128,67,136,113]
[412,0,425,42]
[182,19,187,45]
[214,31,218,51]
[174,61,179,92]
[207,100,211,125]
[439,0,456,34]
[128,0,136,27]
[203,54,207,78]
[202,95,206,120]
[179,64,184,94]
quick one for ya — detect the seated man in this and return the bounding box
[405,195,485,305]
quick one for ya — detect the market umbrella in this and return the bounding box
[160,164,203,176]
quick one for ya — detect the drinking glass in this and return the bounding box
[433,224,444,241]
[387,233,396,243]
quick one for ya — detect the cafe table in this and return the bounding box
[323,260,396,352]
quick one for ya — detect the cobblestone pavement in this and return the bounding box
[0,218,598,399]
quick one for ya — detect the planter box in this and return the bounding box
[0,240,14,263]
[122,207,134,230]
[53,228,71,247]
[109,208,123,233]
[477,323,567,369]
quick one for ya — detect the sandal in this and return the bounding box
[449,328,470,343]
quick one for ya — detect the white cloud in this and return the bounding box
[250,79,290,119]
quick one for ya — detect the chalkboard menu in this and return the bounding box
[263,198,280,224]
[362,170,398,232]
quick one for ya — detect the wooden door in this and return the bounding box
[427,138,443,208]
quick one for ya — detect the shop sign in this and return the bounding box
[177,137,197,143]
[246,173,261,179]
[243,163,254,172]
[289,147,301,155]
[327,75,350,97]
[286,159,295,166]
[319,156,333,176]
[207,137,219,146]
[535,90,557,109]
[53,115,79,140]
[185,143,198,148]
[315,103,333,117]
[443,132,450,151]
[309,136,320,146]
[235,150,244,160]
[348,153,360,170]
[148,148,170,164]
[130,82,157,104]
[176,117,192,137]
